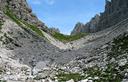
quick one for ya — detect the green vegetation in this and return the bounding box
[0,69,4,75]
[0,80,6,82]
[52,32,88,43]
[83,64,124,82]
[4,6,44,37]
[56,33,128,82]
[33,75,45,80]
[0,66,6,75]
[83,33,128,82]
[56,72,85,82]
[0,21,3,30]
[4,5,88,42]
[0,22,2,27]
[107,33,128,60]
[21,21,44,37]
[55,64,124,82]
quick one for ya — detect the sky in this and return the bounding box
[27,0,105,34]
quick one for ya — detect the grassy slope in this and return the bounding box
[4,6,44,37]
[4,6,87,43]
[52,32,88,43]
[56,70,85,82]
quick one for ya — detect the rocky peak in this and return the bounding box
[87,14,100,32]
[98,0,128,31]
[71,0,128,34]
[49,27,60,34]
[71,14,100,35]
[71,22,85,35]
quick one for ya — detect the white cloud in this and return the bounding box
[28,0,55,5]
[44,0,55,5]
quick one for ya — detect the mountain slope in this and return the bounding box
[0,0,128,82]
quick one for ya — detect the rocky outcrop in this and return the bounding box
[71,14,100,35]
[71,22,85,35]
[49,27,60,34]
[0,0,47,30]
[98,0,128,31]
[72,0,128,34]
[0,11,4,23]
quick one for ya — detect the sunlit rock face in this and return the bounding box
[72,0,128,34]
[71,14,100,35]
[71,22,85,35]
[98,0,128,31]
[0,0,46,30]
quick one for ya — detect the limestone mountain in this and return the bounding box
[71,14,100,35]
[0,0,128,82]
[72,0,128,34]
[98,0,128,31]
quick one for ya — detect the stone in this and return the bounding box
[122,79,128,82]
[88,80,93,82]
[66,79,74,82]
[118,59,127,66]
[80,79,88,82]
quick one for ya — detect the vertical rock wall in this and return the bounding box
[98,0,128,31]
[71,0,128,35]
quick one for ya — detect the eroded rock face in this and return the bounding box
[97,0,128,31]
[0,0,46,30]
[71,22,85,35]
[72,0,128,34]
[71,14,100,35]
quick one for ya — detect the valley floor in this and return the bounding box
[0,11,128,82]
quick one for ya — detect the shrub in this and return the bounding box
[56,71,85,82]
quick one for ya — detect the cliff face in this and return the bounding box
[0,0,46,29]
[72,0,128,34]
[71,14,100,35]
[98,0,128,31]
[71,22,85,35]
